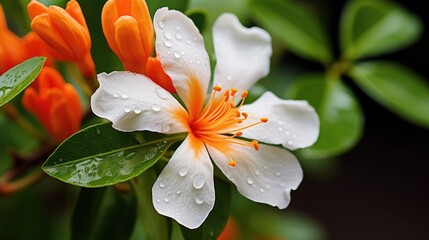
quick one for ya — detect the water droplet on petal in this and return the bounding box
[195,196,204,205]
[179,167,188,177]
[173,51,181,58]
[193,174,205,189]
[189,59,193,64]
[152,104,161,112]
[164,41,172,48]
[175,33,182,40]
[164,197,170,203]
[155,87,168,99]
[134,107,141,114]
[275,171,281,177]
[164,33,172,39]
[196,60,201,65]
[113,94,119,98]
[159,182,165,188]
[247,177,254,185]
[287,140,293,146]
[255,170,260,176]
[266,185,270,189]
[176,190,182,195]
[123,107,131,113]
[186,40,191,45]
[226,75,232,81]
[156,198,161,203]
[157,21,164,29]
[259,188,265,193]
[120,93,128,99]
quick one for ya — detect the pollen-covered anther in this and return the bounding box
[241,112,248,119]
[260,117,269,123]
[212,85,222,92]
[234,131,243,136]
[241,90,248,99]
[228,156,237,167]
[252,140,260,151]
[230,88,238,96]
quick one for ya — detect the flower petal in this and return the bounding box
[91,71,187,133]
[212,13,272,93]
[153,135,215,229]
[154,8,210,117]
[207,143,303,209]
[240,91,319,150]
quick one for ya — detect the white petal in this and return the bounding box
[212,13,272,94]
[152,135,215,229]
[240,91,320,150]
[154,8,210,110]
[207,143,303,209]
[91,71,187,133]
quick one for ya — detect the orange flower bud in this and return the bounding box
[23,32,56,67]
[218,216,240,240]
[27,0,95,78]
[0,4,27,75]
[101,0,175,93]
[22,66,83,142]
[102,0,153,73]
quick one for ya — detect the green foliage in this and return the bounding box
[42,122,183,187]
[181,178,231,240]
[340,0,422,60]
[249,0,332,65]
[350,61,429,128]
[72,186,136,240]
[0,57,45,107]
[147,0,189,17]
[287,74,363,159]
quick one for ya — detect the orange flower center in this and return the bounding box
[188,86,268,167]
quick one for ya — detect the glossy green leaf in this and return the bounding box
[350,61,429,128]
[181,178,231,240]
[72,186,136,240]
[287,74,363,159]
[340,0,422,60]
[0,57,46,107]
[42,122,184,187]
[249,0,332,65]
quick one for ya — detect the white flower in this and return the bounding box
[91,8,319,229]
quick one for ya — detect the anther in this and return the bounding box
[230,88,238,96]
[235,131,243,136]
[228,157,237,167]
[241,90,248,99]
[241,112,248,119]
[260,117,268,123]
[252,140,259,151]
[212,86,222,92]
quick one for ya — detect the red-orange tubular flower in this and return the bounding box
[101,0,175,93]
[0,4,27,75]
[22,67,83,142]
[23,32,56,67]
[27,0,95,78]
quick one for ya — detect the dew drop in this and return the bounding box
[246,177,254,185]
[156,198,161,203]
[113,94,119,98]
[125,152,136,159]
[176,190,182,195]
[259,188,265,193]
[266,185,270,189]
[163,197,170,203]
[180,51,185,56]
[287,140,293,146]
[95,128,101,136]
[193,174,205,189]
[155,87,168,99]
[164,32,172,39]
[173,51,181,58]
[179,167,188,177]
[196,60,201,65]
[120,93,128,99]
[275,171,282,177]
[152,104,161,112]
[133,107,142,114]
[255,170,260,176]
[186,40,191,45]
[226,75,232,81]
[159,182,165,188]
[123,107,131,113]
[164,41,172,48]
[175,33,182,40]
[195,196,204,205]
[189,59,193,64]
[157,21,164,29]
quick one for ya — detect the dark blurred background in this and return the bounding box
[291,0,429,239]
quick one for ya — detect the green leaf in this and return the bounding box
[181,178,231,240]
[147,0,188,17]
[72,186,136,240]
[349,61,429,128]
[42,122,184,187]
[0,57,46,107]
[249,0,332,65]
[287,74,363,159]
[340,0,422,60]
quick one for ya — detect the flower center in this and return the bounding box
[188,86,268,167]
